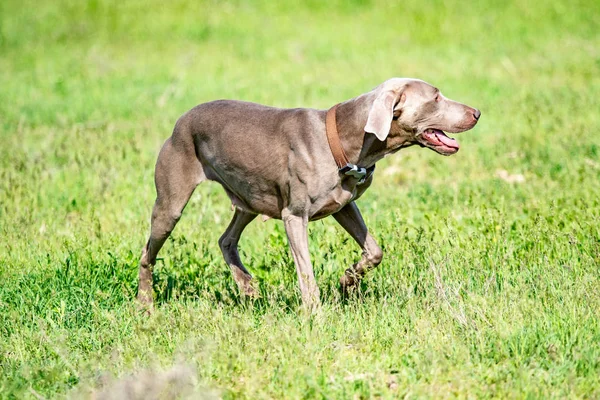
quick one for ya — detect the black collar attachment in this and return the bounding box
[340,163,376,185]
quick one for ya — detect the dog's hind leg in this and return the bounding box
[137,136,204,306]
[219,208,258,297]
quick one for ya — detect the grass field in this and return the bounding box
[1,0,600,398]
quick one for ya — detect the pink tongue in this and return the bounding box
[436,132,458,148]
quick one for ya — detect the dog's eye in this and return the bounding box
[435,94,442,103]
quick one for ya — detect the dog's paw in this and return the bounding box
[339,271,361,296]
[135,293,154,316]
[240,281,260,299]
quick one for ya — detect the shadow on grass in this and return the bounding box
[150,262,304,314]
[149,258,410,316]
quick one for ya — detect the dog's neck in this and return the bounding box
[334,93,412,168]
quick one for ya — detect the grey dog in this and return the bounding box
[137,78,480,308]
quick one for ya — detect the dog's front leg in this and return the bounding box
[282,212,320,309]
[332,202,383,293]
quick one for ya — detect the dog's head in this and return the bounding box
[364,78,480,155]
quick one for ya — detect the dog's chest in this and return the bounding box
[308,176,372,220]
[309,190,355,219]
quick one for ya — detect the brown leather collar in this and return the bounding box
[325,104,350,169]
[325,104,375,184]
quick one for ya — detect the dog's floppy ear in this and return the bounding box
[364,89,406,141]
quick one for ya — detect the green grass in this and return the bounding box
[1,0,600,398]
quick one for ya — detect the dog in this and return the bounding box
[137,78,480,308]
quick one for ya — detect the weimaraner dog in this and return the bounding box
[137,78,480,309]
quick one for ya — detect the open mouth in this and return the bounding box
[420,128,459,155]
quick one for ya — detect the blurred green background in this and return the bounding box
[1,0,599,398]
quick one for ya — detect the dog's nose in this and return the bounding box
[473,109,481,120]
